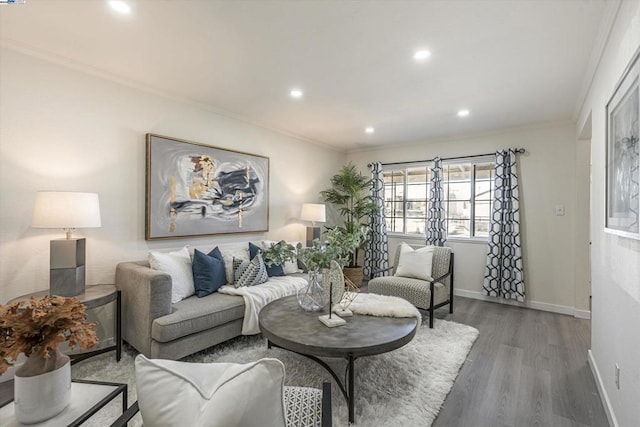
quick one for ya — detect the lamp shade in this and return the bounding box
[32,192,102,229]
[300,203,326,223]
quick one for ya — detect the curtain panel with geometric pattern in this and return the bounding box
[482,149,525,301]
[364,162,390,278]
[426,157,447,246]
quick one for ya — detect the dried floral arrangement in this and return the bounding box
[0,295,98,374]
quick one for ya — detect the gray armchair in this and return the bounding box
[368,244,454,328]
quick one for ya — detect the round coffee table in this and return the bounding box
[259,295,418,423]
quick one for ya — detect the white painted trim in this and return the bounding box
[454,289,591,319]
[588,349,618,427]
[573,308,592,320]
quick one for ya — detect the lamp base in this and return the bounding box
[306,226,321,247]
[49,238,86,297]
[50,267,85,297]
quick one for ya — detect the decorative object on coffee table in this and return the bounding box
[296,228,360,312]
[335,275,360,317]
[322,260,346,308]
[31,191,102,297]
[318,282,346,327]
[297,268,325,311]
[0,296,98,423]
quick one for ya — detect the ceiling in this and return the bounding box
[0,0,608,151]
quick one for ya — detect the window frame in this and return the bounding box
[382,156,494,242]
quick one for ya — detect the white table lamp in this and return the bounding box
[32,191,102,296]
[300,203,326,247]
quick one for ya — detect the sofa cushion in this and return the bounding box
[149,246,195,303]
[233,254,269,287]
[192,248,227,297]
[152,292,245,343]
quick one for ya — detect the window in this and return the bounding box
[383,160,495,239]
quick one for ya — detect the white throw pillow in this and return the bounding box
[149,246,195,303]
[135,355,287,427]
[395,243,435,281]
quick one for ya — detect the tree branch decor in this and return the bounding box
[0,296,98,374]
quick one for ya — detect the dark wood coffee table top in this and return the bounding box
[259,295,418,358]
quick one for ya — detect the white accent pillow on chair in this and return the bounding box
[135,355,287,427]
[395,243,435,281]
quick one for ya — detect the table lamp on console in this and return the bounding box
[300,203,326,247]
[32,191,102,297]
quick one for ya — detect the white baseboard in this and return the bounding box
[588,349,618,427]
[454,289,591,319]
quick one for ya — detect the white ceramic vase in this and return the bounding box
[14,349,71,424]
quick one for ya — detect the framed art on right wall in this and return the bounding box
[605,48,640,240]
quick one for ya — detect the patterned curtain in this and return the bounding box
[364,162,390,278]
[426,157,446,246]
[482,149,525,302]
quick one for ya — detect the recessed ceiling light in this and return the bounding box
[413,49,431,61]
[290,89,303,99]
[457,109,470,117]
[109,0,131,14]
[365,127,375,134]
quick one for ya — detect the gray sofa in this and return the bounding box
[116,247,306,360]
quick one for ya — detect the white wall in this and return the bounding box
[577,1,640,426]
[0,47,344,303]
[347,122,591,317]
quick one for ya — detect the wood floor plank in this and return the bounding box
[432,296,608,427]
[515,365,552,427]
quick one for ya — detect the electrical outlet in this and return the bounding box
[555,205,565,216]
[615,364,620,389]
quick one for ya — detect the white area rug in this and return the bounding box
[72,318,478,427]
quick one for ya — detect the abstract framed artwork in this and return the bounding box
[605,48,640,240]
[146,134,269,240]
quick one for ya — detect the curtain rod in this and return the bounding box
[367,148,526,168]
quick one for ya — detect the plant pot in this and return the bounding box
[343,266,364,288]
[14,348,71,424]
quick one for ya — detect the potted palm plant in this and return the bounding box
[320,162,379,286]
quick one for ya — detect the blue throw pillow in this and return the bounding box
[249,242,285,277]
[192,248,227,297]
[249,242,262,259]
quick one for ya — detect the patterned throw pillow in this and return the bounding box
[233,253,269,288]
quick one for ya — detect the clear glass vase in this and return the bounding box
[297,268,325,311]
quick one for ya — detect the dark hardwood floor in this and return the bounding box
[431,296,609,427]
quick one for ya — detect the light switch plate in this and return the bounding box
[555,205,565,216]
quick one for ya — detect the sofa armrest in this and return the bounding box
[115,262,172,357]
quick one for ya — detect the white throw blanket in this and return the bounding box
[335,292,421,319]
[218,276,307,334]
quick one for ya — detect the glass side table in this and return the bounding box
[7,284,122,363]
[0,379,127,427]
